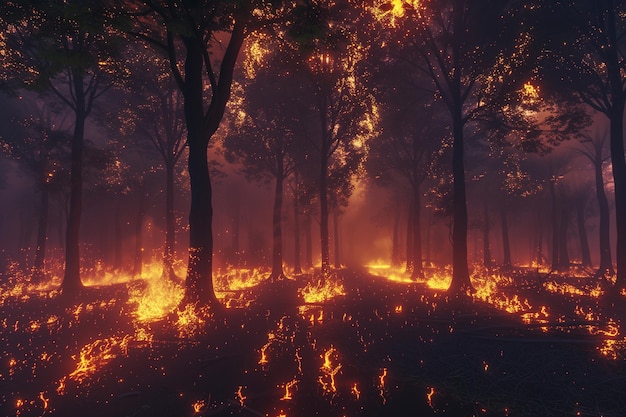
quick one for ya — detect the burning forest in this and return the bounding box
[1,1,626,416]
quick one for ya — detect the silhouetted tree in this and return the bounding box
[1,0,125,298]
[539,0,626,292]
[129,0,290,307]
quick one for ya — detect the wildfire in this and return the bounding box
[175,303,211,338]
[64,335,131,385]
[318,347,342,395]
[299,275,346,304]
[127,263,184,322]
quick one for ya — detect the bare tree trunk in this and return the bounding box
[576,200,592,268]
[594,154,613,274]
[333,207,340,269]
[483,201,492,268]
[114,204,122,270]
[293,181,302,274]
[61,75,86,297]
[605,5,626,293]
[163,161,176,279]
[391,204,401,267]
[405,199,414,274]
[319,154,330,276]
[270,173,285,280]
[411,185,423,279]
[550,178,559,271]
[558,207,570,269]
[32,185,49,283]
[305,212,313,269]
[449,107,472,294]
[500,205,511,269]
[133,194,146,277]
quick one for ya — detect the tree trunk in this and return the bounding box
[604,2,626,293]
[534,210,543,268]
[319,153,330,276]
[483,201,492,268]
[114,204,122,270]
[391,204,401,267]
[180,22,244,306]
[293,179,302,274]
[449,107,472,294]
[270,173,285,280]
[576,200,592,268]
[333,207,340,269]
[411,184,423,279]
[61,74,86,297]
[500,205,511,269]
[304,212,313,269]
[32,184,49,283]
[163,161,177,279]
[133,194,145,277]
[558,207,570,269]
[183,39,217,305]
[405,199,414,274]
[550,178,559,271]
[594,156,613,274]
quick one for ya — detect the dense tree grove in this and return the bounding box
[1,0,626,304]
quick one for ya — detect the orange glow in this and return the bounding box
[192,399,206,413]
[319,347,342,394]
[521,81,540,105]
[378,368,388,404]
[236,385,246,406]
[351,382,361,400]
[38,392,49,410]
[426,387,435,408]
[63,335,131,385]
[281,378,297,400]
[299,275,346,304]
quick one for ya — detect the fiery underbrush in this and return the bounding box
[1,258,625,417]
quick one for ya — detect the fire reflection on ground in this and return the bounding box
[1,261,625,416]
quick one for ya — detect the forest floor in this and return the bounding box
[1,266,625,417]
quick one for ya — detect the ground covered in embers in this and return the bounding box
[1,268,625,417]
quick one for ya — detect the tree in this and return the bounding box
[116,47,187,280]
[371,0,541,294]
[575,129,614,275]
[223,62,302,281]
[366,99,445,278]
[1,0,125,298]
[0,100,70,282]
[129,1,290,307]
[287,1,378,276]
[539,0,626,292]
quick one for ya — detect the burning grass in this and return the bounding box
[1,260,625,417]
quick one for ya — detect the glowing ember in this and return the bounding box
[236,385,246,406]
[299,275,346,304]
[426,387,435,408]
[351,382,361,400]
[378,368,388,404]
[64,335,131,384]
[318,347,342,395]
[192,399,207,414]
[127,267,184,322]
[281,378,297,400]
[175,303,211,338]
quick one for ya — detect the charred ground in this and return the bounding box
[1,268,625,417]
